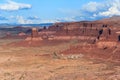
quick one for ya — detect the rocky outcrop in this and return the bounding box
[25,37,43,41]
[18,32,26,37]
[25,28,43,41]
[25,22,120,44]
[31,28,39,38]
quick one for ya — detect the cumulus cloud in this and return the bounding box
[82,2,105,13]
[99,6,120,17]
[82,0,120,19]
[0,0,31,11]
[39,17,78,23]
[40,19,60,23]
[16,16,33,24]
[56,17,76,22]
[14,15,59,24]
[98,0,120,17]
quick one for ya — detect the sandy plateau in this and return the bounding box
[0,39,119,80]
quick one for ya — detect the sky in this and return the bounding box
[0,0,120,24]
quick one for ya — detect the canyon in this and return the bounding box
[0,16,120,80]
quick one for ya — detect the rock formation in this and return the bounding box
[18,32,26,37]
[25,20,120,44]
[31,28,38,38]
[25,28,42,41]
[6,16,120,62]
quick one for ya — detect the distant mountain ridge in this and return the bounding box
[0,23,53,28]
[0,16,120,28]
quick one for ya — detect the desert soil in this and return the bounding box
[0,39,120,80]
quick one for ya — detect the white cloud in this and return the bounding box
[62,17,76,21]
[82,2,105,12]
[40,19,60,23]
[10,15,59,24]
[56,17,76,22]
[0,0,31,11]
[16,16,33,24]
[98,0,120,17]
[81,0,120,19]
[99,6,120,17]
[16,16,58,24]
